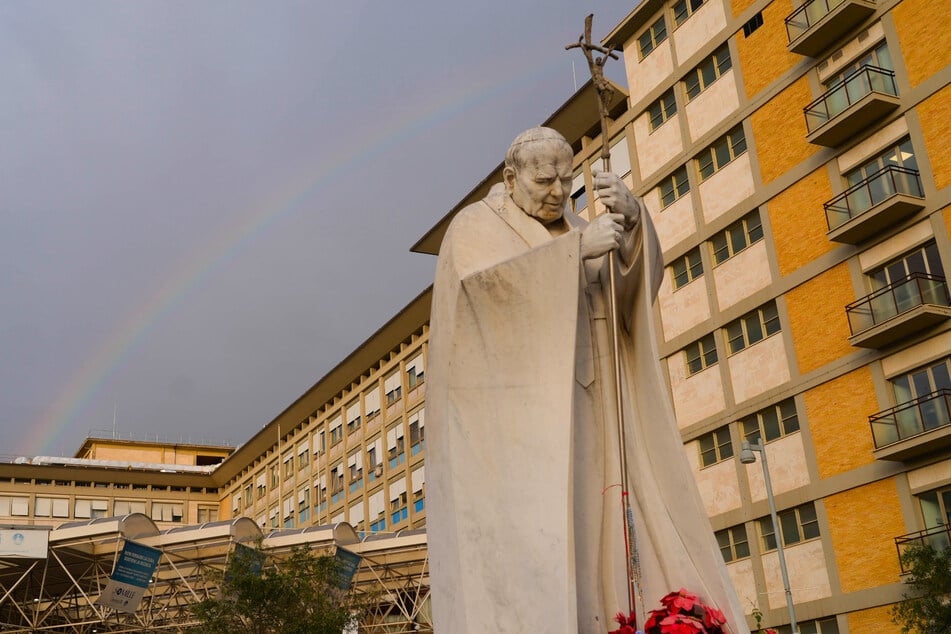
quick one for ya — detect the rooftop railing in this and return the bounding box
[825,165,924,231]
[846,272,950,335]
[804,65,898,134]
[870,389,951,449]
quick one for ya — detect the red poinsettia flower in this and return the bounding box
[660,588,699,614]
[608,611,638,634]
[703,605,726,628]
[643,607,667,631]
[659,612,705,634]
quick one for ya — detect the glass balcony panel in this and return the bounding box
[868,290,899,324]
[871,419,899,447]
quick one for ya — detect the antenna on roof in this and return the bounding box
[112,401,118,439]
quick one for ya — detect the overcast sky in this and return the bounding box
[1,1,633,457]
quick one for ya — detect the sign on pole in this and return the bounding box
[0,528,49,559]
[97,540,162,613]
[333,547,361,590]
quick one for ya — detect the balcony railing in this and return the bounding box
[785,0,876,57]
[824,165,925,242]
[804,65,899,146]
[895,524,951,574]
[870,389,951,450]
[826,166,923,230]
[846,272,950,335]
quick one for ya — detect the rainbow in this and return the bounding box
[27,55,571,456]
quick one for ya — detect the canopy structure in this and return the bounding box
[0,518,431,633]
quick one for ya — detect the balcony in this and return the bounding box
[895,525,951,575]
[846,273,951,348]
[785,0,876,57]
[870,389,951,460]
[804,65,900,146]
[825,166,925,243]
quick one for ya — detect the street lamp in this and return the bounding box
[740,439,798,634]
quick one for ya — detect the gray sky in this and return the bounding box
[1,1,632,457]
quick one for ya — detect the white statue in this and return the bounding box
[427,127,749,633]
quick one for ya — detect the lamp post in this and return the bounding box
[740,439,798,634]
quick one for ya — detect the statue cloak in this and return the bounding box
[427,185,748,633]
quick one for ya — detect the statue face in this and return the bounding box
[504,142,573,224]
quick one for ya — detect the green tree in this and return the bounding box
[891,540,951,634]
[188,545,360,634]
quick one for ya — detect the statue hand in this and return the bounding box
[581,213,625,260]
[592,170,642,233]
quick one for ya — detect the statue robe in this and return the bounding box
[427,185,748,634]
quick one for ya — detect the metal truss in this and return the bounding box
[0,517,433,633]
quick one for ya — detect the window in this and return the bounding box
[698,425,733,467]
[570,171,587,215]
[711,210,763,264]
[741,399,800,444]
[775,617,839,634]
[892,356,951,405]
[298,446,309,471]
[270,464,279,488]
[346,401,361,435]
[409,410,426,456]
[282,454,294,481]
[330,464,345,504]
[638,16,668,58]
[715,525,750,562]
[282,496,294,528]
[114,500,147,516]
[256,473,266,499]
[348,451,363,493]
[648,89,677,131]
[388,425,406,468]
[760,502,820,550]
[330,418,344,445]
[412,467,426,513]
[407,355,425,389]
[197,506,219,523]
[34,497,70,518]
[918,485,951,531]
[659,165,690,208]
[671,247,703,289]
[684,43,731,100]
[869,241,943,291]
[673,0,705,26]
[385,373,402,406]
[365,387,381,421]
[845,137,917,188]
[245,483,254,507]
[151,502,184,523]
[742,11,763,37]
[75,499,108,519]
[697,124,746,180]
[367,438,382,481]
[390,481,408,526]
[825,41,893,89]
[724,300,781,354]
[298,488,311,524]
[685,333,718,375]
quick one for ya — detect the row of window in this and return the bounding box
[636,0,707,59]
[715,501,820,561]
[0,495,216,523]
[699,398,800,467]
[655,125,748,216]
[685,298,781,375]
[669,210,763,291]
[645,44,732,135]
[239,405,426,511]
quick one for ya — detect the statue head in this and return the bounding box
[503,127,574,224]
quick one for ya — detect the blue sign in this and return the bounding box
[97,540,162,613]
